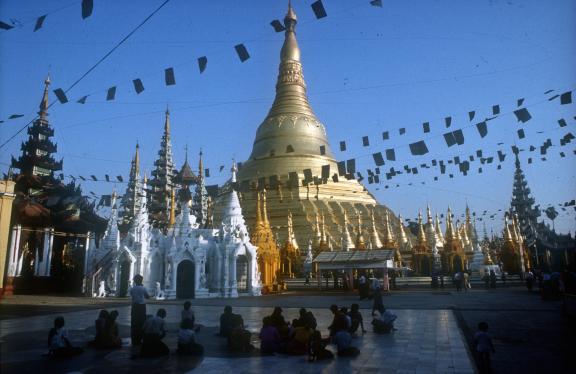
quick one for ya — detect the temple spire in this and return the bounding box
[39,74,50,118]
[382,210,396,249]
[370,210,383,249]
[417,211,427,247]
[149,109,178,230]
[355,212,366,250]
[341,210,354,251]
[397,214,408,245]
[267,2,314,118]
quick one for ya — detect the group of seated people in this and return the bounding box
[218,305,252,352]
[92,309,122,349]
[257,304,367,359]
[48,301,205,360]
[139,301,204,358]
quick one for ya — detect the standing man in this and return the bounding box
[130,274,149,346]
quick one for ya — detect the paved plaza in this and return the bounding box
[0,287,573,373]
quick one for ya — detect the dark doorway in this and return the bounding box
[177,260,195,299]
[453,255,463,273]
[420,256,431,276]
[118,259,131,297]
[236,255,248,293]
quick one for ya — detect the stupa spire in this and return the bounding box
[397,214,408,245]
[417,211,427,247]
[355,212,366,250]
[382,210,396,249]
[149,109,178,230]
[11,76,63,179]
[341,210,354,251]
[39,74,50,118]
[370,210,383,249]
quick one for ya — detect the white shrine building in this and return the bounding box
[86,162,262,299]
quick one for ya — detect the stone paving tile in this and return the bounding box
[0,305,474,373]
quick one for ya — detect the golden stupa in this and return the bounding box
[233,3,400,251]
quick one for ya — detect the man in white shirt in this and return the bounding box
[130,274,149,346]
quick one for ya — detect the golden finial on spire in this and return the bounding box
[262,188,269,227]
[255,191,263,227]
[169,189,176,227]
[198,149,204,178]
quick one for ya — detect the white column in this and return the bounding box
[82,232,92,294]
[44,228,54,276]
[7,225,22,277]
[222,251,229,296]
[34,246,41,276]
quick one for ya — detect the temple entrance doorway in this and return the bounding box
[176,260,195,299]
[236,255,248,293]
[420,256,431,276]
[118,259,131,297]
[453,255,463,273]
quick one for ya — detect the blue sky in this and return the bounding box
[0,0,575,234]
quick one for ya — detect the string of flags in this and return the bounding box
[0,0,93,32]
[0,0,387,120]
[332,87,573,159]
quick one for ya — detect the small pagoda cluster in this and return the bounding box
[118,109,211,234]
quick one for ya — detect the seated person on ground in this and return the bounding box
[308,330,334,361]
[177,318,204,356]
[48,316,83,358]
[228,313,252,352]
[219,306,234,337]
[93,310,109,346]
[140,309,169,358]
[181,301,195,327]
[269,306,290,340]
[328,304,349,337]
[99,310,122,349]
[372,309,397,334]
[348,303,366,335]
[287,320,314,356]
[333,329,360,357]
[260,316,280,355]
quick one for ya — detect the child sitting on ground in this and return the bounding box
[177,318,204,356]
[48,316,83,358]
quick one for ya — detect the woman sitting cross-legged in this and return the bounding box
[177,318,204,356]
